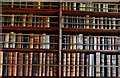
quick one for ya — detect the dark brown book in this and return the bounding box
[53,53,57,76]
[62,53,66,76]
[76,53,80,76]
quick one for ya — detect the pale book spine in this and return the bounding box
[118,55,120,77]
[98,4,101,12]
[105,4,108,12]
[77,34,83,50]
[86,54,89,77]
[38,2,41,9]
[67,53,70,76]
[63,53,66,76]
[70,35,73,49]
[111,55,116,77]
[108,18,111,29]
[76,53,80,76]
[101,53,105,77]
[69,2,71,10]
[89,2,94,11]
[22,14,26,27]
[103,4,106,12]
[73,35,76,49]
[29,14,33,27]
[24,53,28,76]
[4,33,9,48]
[112,18,116,29]
[92,17,95,29]
[71,53,76,76]
[81,53,85,77]
[96,52,100,77]
[65,2,68,10]
[11,14,14,26]
[42,33,46,49]
[97,37,100,50]
[62,2,65,10]
[79,3,83,11]
[97,17,100,29]
[82,3,85,11]
[107,54,111,77]
[84,36,89,50]
[0,51,3,76]
[73,2,76,10]
[100,17,103,29]
[45,35,50,49]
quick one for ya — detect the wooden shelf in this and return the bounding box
[0,77,58,78]
[2,48,58,53]
[2,26,59,34]
[61,49,120,53]
[2,8,59,16]
[62,28,120,35]
[62,10,120,18]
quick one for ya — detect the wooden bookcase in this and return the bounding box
[1,1,120,78]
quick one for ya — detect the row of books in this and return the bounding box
[2,2,59,9]
[61,52,120,77]
[62,15,120,29]
[2,14,58,27]
[0,51,58,76]
[62,2,120,12]
[1,32,58,49]
[62,34,120,50]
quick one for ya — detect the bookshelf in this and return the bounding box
[1,1,120,78]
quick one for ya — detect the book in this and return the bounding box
[85,15,89,28]
[96,52,100,77]
[89,53,94,77]
[0,51,3,76]
[53,53,57,76]
[12,52,18,76]
[63,53,66,76]
[66,53,70,76]
[111,55,116,77]
[50,53,53,76]
[118,55,120,77]
[71,53,76,76]
[100,53,105,77]
[42,53,46,76]
[23,53,29,76]
[17,52,23,76]
[77,34,83,50]
[112,18,116,29]
[38,53,42,76]
[29,52,33,76]
[76,53,80,76]
[106,54,111,77]
[73,35,76,49]
[22,14,26,27]
[46,53,50,76]
[4,33,9,48]
[80,53,85,77]
[85,54,89,77]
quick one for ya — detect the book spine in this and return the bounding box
[118,55,120,77]
[84,36,89,50]
[100,17,103,29]
[96,52,100,77]
[112,18,116,29]
[80,53,85,77]
[4,33,9,48]
[67,53,70,76]
[42,53,46,76]
[71,53,76,76]
[73,35,76,49]
[45,35,50,49]
[76,53,80,76]
[63,53,66,76]
[85,15,89,28]
[18,52,23,76]
[38,2,41,9]
[111,55,116,77]
[3,52,8,76]
[101,53,105,77]
[12,52,17,76]
[106,54,111,77]
[73,2,76,10]
[46,53,50,76]
[42,33,46,49]
[22,14,26,27]
[50,53,53,76]
[23,53,29,76]
[0,51,3,76]
[77,34,83,50]
[53,53,57,76]
[38,53,42,76]
[11,14,14,26]
[85,54,89,77]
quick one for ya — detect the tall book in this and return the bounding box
[66,53,70,76]
[63,53,66,76]
[0,51,3,76]
[18,52,23,76]
[46,53,50,76]
[80,53,85,77]
[118,55,120,77]
[85,54,89,77]
[4,33,9,48]
[42,53,46,76]
[50,53,53,76]
[73,2,76,10]
[53,53,57,76]
[12,52,17,76]
[22,14,26,27]
[101,53,105,77]
[76,53,80,76]
[112,18,116,29]
[111,54,116,77]
[77,34,83,50]
[71,53,76,76]
[8,32,14,76]
[85,15,89,28]
[96,52,100,77]
[106,54,111,77]
[38,53,42,76]
[29,34,34,76]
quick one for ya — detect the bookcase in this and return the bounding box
[1,1,120,78]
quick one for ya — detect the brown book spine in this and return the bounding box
[53,53,57,76]
[71,53,76,76]
[28,14,33,27]
[96,52,100,77]
[0,51,3,76]
[86,54,89,77]
[76,53,80,76]
[22,14,26,27]
[42,53,46,76]
[67,53,70,76]
[18,52,23,76]
[63,53,66,76]
[80,53,85,77]
[23,53,29,76]
[12,52,18,76]
[38,53,42,76]
[8,32,14,76]
[50,53,53,76]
